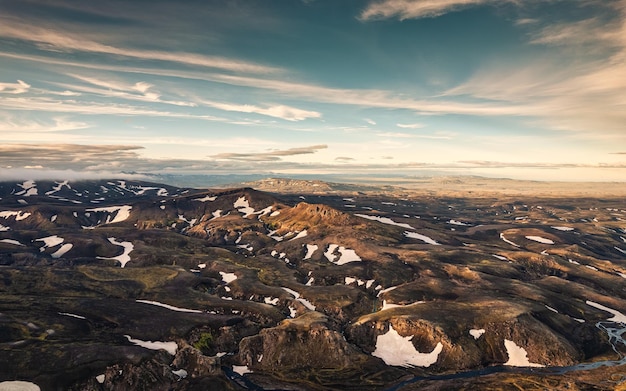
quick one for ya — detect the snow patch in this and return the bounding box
[545,305,559,313]
[0,211,31,221]
[404,231,440,245]
[45,180,70,196]
[178,214,197,228]
[552,226,574,231]
[290,230,308,241]
[372,325,442,368]
[136,299,203,313]
[36,235,64,250]
[15,180,38,197]
[172,369,187,379]
[448,219,470,226]
[282,287,316,310]
[86,205,132,224]
[503,339,544,367]
[0,239,24,246]
[381,300,425,310]
[193,195,217,202]
[525,236,554,244]
[586,301,626,323]
[220,272,238,284]
[125,335,177,355]
[324,244,362,265]
[58,312,86,320]
[500,233,520,247]
[234,196,255,217]
[232,365,252,376]
[355,214,415,230]
[304,244,318,259]
[0,381,41,391]
[97,237,133,267]
[264,297,279,306]
[51,243,73,258]
[469,329,485,340]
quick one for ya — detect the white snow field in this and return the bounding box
[372,325,442,368]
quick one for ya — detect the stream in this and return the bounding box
[385,319,626,391]
[223,319,626,391]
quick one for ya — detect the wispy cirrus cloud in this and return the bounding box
[396,123,424,129]
[200,100,321,122]
[0,80,31,94]
[0,17,281,74]
[376,132,414,138]
[359,0,501,21]
[0,95,222,121]
[63,74,196,107]
[0,115,90,133]
[0,52,558,120]
[210,145,328,161]
[377,131,452,140]
[441,1,626,136]
[529,17,623,47]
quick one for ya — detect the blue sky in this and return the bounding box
[1,0,625,182]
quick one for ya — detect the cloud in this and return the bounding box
[0,168,151,182]
[210,145,328,161]
[515,18,538,26]
[201,100,321,121]
[0,144,143,171]
[529,16,623,48]
[365,118,376,125]
[377,132,415,138]
[335,156,355,161]
[0,18,281,74]
[0,95,222,121]
[377,131,452,140]
[62,74,196,107]
[445,1,626,135]
[0,52,540,119]
[1,144,623,182]
[396,123,424,129]
[455,160,626,169]
[210,73,532,117]
[0,115,91,133]
[43,89,82,96]
[359,0,500,21]
[0,80,31,94]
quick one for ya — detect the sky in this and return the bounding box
[1,0,625,182]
